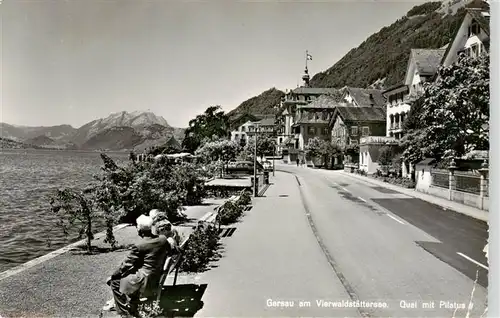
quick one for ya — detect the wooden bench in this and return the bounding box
[140,234,192,303]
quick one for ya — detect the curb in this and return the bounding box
[0,223,130,282]
[339,171,488,222]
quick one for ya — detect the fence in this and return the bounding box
[455,171,483,196]
[430,169,449,189]
[430,169,486,196]
[426,167,489,210]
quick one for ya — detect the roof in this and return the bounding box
[440,8,490,65]
[467,8,490,36]
[334,106,386,123]
[298,95,348,109]
[256,117,275,126]
[345,87,386,107]
[229,113,259,129]
[410,49,446,75]
[416,158,437,166]
[291,87,341,95]
[382,84,408,95]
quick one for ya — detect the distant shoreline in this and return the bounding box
[0,147,133,153]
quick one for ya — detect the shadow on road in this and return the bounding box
[160,283,207,317]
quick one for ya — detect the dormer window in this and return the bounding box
[468,21,480,37]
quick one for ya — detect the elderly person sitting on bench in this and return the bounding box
[149,209,181,246]
[104,215,172,317]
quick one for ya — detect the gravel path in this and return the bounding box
[0,203,217,318]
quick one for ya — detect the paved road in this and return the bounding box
[194,171,361,317]
[277,165,488,317]
[176,167,488,317]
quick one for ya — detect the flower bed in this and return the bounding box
[351,168,415,189]
[371,174,416,189]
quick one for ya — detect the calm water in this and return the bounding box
[0,149,129,272]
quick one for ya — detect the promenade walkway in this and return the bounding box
[188,171,360,317]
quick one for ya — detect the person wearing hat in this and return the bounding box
[104,215,171,317]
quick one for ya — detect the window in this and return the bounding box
[351,126,358,136]
[308,127,316,135]
[234,133,239,139]
[468,22,480,37]
[279,137,283,144]
[323,128,329,135]
[471,44,479,57]
[241,126,246,132]
[362,126,370,136]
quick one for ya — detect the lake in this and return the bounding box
[0,149,130,273]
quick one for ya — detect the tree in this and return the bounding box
[401,53,489,163]
[195,139,239,176]
[94,154,185,224]
[182,106,230,153]
[49,187,102,253]
[321,141,340,168]
[305,137,323,159]
[240,135,276,160]
[378,146,394,174]
[305,137,339,168]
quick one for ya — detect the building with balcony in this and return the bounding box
[329,106,386,167]
[383,48,446,141]
[276,66,341,162]
[230,120,259,147]
[292,95,338,151]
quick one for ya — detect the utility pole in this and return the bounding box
[253,125,259,197]
[272,144,276,177]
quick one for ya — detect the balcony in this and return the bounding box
[389,123,402,131]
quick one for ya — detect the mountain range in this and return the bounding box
[228,0,488,118]
[2,0,489,151]
[1,111,185,151]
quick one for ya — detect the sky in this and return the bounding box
[1,0,430,129]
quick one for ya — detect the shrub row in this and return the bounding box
[352,168,416,189]
[179,190,252,273]
[180,223,220,273]
[217,190,252,225]
[371,174,416,188]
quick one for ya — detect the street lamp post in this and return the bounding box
[272,144,276,177]
[253,125,259,197]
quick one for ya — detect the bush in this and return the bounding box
[217,200,244,225]
[236,190,252,206]
[181,223,220,273]
[94,154,211,224]
[371,175,416,189]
